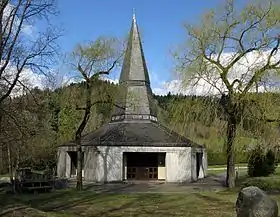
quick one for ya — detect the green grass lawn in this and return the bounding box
[207,169,227,176]
[207,164,247,176]
[0,189,240,217]
[1,188,280,217]
[1,165,280,217]
[208,163,247,169]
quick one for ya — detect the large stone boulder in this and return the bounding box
[236,186,278,217]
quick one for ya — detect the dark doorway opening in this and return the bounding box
[126,152,159,180]
[67,151,84,177]
[196,152,203,178]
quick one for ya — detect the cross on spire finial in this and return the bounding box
[132,8,136,23]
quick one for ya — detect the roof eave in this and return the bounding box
[58,141,203,148]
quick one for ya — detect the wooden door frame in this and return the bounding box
[127,167,158,180]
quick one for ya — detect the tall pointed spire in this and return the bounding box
[111,11,158,122]
[132,8,136,23]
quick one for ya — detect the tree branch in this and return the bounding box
[217,20,240,62]
[91,55,122,79]
[0,0,29,77]
[268,36,280,66]
[241,36,280,96]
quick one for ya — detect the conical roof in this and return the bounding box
[111,11,158,122]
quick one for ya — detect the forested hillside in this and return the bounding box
[156,92,280,164]
[0,79,118,173]
[1,80,280,173]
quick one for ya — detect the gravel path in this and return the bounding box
[73,174,228,194]
[0,172,233,194]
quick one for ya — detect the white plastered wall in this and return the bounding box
[59,146,193,183]
[107,146,190,182]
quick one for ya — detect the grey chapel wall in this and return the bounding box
[57,149,66,177]
[203,148,208,177]
[191,147,208,181]
[84,146,194,182]
[57,146,197,182]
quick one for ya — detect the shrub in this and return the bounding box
[248,147,277,177]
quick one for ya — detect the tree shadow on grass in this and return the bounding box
[0,182,239,217]
[0,183,195,216]
[193,192,234,207]
[93,193,188,217]
[0,183,144,216]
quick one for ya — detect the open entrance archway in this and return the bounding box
[67,151,84,178]
[196,152,204,179]
[124,152,166,180]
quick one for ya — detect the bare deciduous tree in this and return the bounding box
[0,0,60,106]
[0,92,34,192]
[70,37,123,190]
[174,0,280,188]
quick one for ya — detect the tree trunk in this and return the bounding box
[13,142,21,193]
[0,114,3,174]
[76,136,83,190]
[226,114,237,189]
[75,81,91,191]
[15,139,22,171]
[7,143,15,193]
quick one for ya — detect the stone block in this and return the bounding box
[236,186,278,217]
